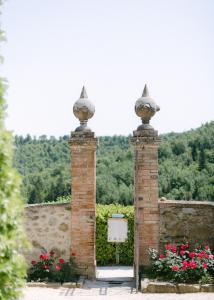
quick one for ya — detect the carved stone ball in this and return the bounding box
[135,85,160,126]
[73,87,95,123]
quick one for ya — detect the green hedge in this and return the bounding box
[96,204,134,265]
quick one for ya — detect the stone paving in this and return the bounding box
[21,267,214,300]
[21,284,214,300]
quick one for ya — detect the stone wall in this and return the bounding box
[159,200,214,249]
[23,202,71,264]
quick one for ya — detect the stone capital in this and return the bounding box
[130,132,161,147]
[69,131,98,148]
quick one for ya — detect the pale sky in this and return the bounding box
[1,0,214,137]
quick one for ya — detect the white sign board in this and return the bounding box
[108,218,128,243]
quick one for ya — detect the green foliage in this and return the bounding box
[148,243,214,283]
[13,122,214,204]
[158,122,214,201]
[0,4,27,297]
[28,251,77,283]
[96,204,134,265]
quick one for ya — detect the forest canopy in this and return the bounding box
[13,121,214,204]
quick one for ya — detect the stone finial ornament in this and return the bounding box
[73,86,95,132]
[135,84,160,130]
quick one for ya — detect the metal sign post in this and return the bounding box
[107,214,128,265]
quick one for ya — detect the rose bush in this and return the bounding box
[27,250,77,283]
[149,242,214,283]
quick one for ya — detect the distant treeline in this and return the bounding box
[13,121,214,204]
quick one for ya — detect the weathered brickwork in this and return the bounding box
[131,129,161,266]
[23,203,71,264]
[69,131,98,279]
[159,200,214,250]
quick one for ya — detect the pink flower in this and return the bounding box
[172,265,179,271]
[180,250,185,256]
[165,244,171,250]
[205,245,210,250]
[202,263,207,269]
[59,258,65,264]
[197,252,204,258]
[171,245,177,253]
[189,252,195,259]
[181,243,189,250]
[205,254,209,259]
[31,260,36,265]
[182,265,187,271]
[40,253,49,260]
[182,260,189,266]
[56,265,61,270]
[189,261,197,269]
[42,265,48,269]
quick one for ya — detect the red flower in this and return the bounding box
[71,252,76,256]
[43,254,49,259]
[202,263,207,269]
[59,258,65,264]
[182,265,187,271]
[172,265,179,271]
[171,245,177,253]
[31,260,36,265]
[189,252,195,259]
[159,254,165,259]
[180,250,185,256]
[56,265,61,270]
[205,254,209,259]
[205,245,210,250]
[197,252,204,258]
[165,244,171,250]
[189,261,197,269]
[42,265,48,269]
[181,243,189,250]
[40,253,49,260]
[182,260,189,266]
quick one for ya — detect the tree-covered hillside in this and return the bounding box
[14,122,214,204]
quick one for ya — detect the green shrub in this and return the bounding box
[0,79,27,298]
[96,204,134,265]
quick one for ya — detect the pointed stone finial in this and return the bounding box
[134,84,160,130]
[73,86,95,132]
[80,86,88,99]
[142,84,150,97]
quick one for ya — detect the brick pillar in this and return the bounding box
[69,131,98,279]
[131,128,161,266]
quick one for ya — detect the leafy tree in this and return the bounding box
[0,2,27,297]
[13,122,214,204]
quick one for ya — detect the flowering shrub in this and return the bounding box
[27,250,77,283]
[149,243,214,283]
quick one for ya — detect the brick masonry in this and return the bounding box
[131,128,161,266]
[69,131,98,279]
